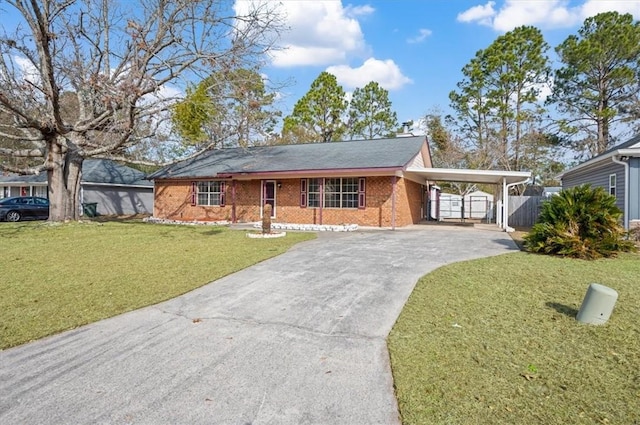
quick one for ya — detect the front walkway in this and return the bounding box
[0,227,518,424]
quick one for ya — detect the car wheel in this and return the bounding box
[6,211,21,222]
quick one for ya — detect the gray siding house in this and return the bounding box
[0,159,153,216]
[560,135,640,230]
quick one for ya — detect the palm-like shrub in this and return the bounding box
[524,185,636,259]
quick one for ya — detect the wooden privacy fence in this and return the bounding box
[508,196,547,228]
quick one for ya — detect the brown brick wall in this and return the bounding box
[154,176,425,227]
[395,178,425,226]
[154,180,261,222]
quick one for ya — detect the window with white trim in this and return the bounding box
[324,178,358,208]
[300,177,364,209]
[195,181,225,206]
[609,174,616,197]
[307,178,321,208]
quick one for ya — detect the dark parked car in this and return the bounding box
[0,196,50,222]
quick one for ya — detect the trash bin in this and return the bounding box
[82,202,98,217]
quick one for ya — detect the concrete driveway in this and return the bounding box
[0,226,518,425]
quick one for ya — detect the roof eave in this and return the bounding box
[152,167,405,180]
[558,148,640,179]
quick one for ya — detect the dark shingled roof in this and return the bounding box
[0,159,152,186]
[148,136,428,180]
[82,159,151,186]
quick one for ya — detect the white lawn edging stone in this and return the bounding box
[246,231,287,239]
[252,222,358,232]
[144,217,230,226]
[144,217,358,232]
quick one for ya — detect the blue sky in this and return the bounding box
[258,0,640,130]
[4,0,640,134]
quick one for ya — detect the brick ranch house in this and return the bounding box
[148,136,531,229]
[149,136,433,227]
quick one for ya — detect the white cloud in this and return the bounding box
[536,82,553,102]
[261,1,369,67]
[492,1,577,31]
[458,0,640,32]
[14,56,40,85]
[326,58,412,91]
[407,28,433,44]
[411,117,427,136]
[156,84,183,100]
[345,4,375,17]
[457,1,496,25]
[344,91,353,104]
[580,0,640,17]
[270,45,352,67]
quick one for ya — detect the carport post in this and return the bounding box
[503,177,530,231]
[502,177,508,230]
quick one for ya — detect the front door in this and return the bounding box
[262,180,276,218]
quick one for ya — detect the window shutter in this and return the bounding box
[300,179,307,208]
[219,181,226,207]
[358,178,366,209]
[191,182,197,206]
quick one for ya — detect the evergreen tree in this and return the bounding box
[425,113,474,195]
[347,82,398,139]
[550,12,640,159]
[282,72,347,143]
[449,26,552,176]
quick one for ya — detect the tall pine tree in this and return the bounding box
[282,72,347,143]
[347,82,398,139]
[550,12,640,159]
[450,26,552,175]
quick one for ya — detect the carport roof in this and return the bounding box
[404,167,531,185]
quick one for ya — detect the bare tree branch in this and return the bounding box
[0,0,284,221]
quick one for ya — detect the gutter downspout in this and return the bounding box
[612,155,630,230]
[503,177,531,232]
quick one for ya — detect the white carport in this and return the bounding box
[403,167,531,231]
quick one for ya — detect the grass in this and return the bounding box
[0,221,315,350]
[389,251,640,425]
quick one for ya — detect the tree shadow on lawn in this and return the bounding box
[0,221,54,237]
[545,301,579,318]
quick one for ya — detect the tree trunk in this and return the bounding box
[47,138,83,222]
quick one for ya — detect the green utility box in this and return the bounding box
[82,202,98,217]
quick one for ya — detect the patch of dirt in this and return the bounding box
[509,227,530,251]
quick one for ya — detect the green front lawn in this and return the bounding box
[0,221,315,350]
[389,252,640,425]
